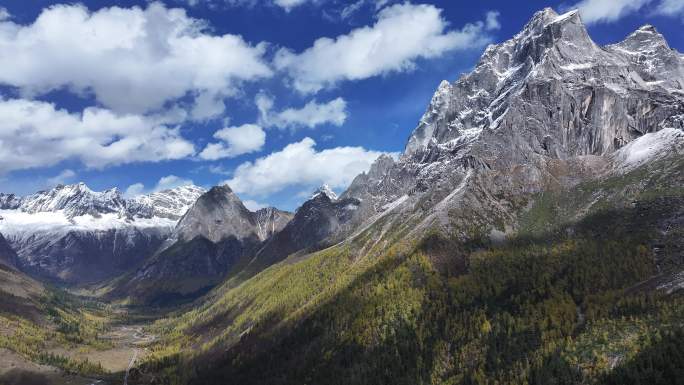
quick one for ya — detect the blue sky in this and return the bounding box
[0,0,682,211]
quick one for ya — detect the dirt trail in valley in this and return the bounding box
[123,348,138,385]
[45,323,156,385]
[102,324,156,385]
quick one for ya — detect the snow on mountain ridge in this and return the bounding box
[0,182,206,222]
[0,182,206,284]
[613,126,684,172]
[334,7,684,249]
[19,182,127,218]
[129,184,207,221]
[404,7,684,160]
[311,184,338,201]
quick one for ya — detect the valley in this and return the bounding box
[0,323,154,385]
[0,280,159,385]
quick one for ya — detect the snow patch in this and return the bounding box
[561,62,593,71]
[549,9,578,25]
[613,128,684,171]
[311,184,338,200]
[381,195,408,211]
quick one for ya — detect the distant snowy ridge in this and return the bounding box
[128,185,207,220]
[0,182,206,239]
[0,182,206,284]
[0,182,206,223]
[18,183,127,218]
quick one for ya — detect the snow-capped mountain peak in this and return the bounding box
[404,7,684,161]
[129,184,206,221]
[19,182,127,218]
[311,184,338,201]
[611,24,670,55]
[404,7,599,158]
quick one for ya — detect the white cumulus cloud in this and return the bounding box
[274,3,495,93]
[568,0,654,24]
[190,0,314,11]
[199,124,266,160]
[125,175,195,197]
[124,183,147,198]
[0,2,272,116]
[274,0,311,11]
[156,175,195,191]
[224,137,390,196]
[0,98,195,174]
[46,169,77,187]
[0,7,10,21]
[485,11,501,31]
[256,94,348,130]
[242,199,268,211]
[653,0,684,17]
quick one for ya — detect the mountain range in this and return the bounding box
[0,183,205,283]
[0,7,683,385]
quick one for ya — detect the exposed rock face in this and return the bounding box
[254,207,295,241]
[164,186,292,245]
[110,184,370,305]
[173,185,259,244]
[405,9,683,161]
[253,186,361,269]
[332,8,684,244]
[15,227,170,284]
[0,232,45,325]
[112,186,294,305]
[0,193,21,210]
[0,183,205,284]
[608,25,684,90]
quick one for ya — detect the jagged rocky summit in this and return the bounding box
[108,185,295,305]
[333,8,684,246]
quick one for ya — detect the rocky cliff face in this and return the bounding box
[334,8,684,245]
[251,186,361,270]
[405,9,683,160]
[254,207,295,241]
[111,186,294,305]
[0,193,21,210]
[0,183,205,284]
[173,185,260,244]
